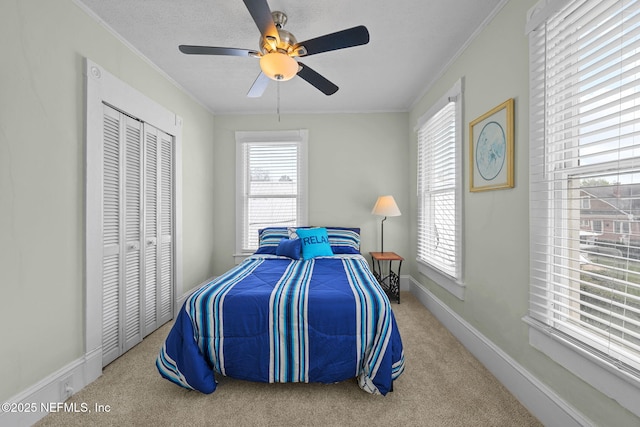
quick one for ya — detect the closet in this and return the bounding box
[101,104,174,366]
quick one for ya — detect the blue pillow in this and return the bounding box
[296,227,333,260]
[276,238,301,260]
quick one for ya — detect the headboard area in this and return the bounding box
[255,226,361,255]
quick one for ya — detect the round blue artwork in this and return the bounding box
[475,121,506,181]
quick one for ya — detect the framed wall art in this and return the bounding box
[469,98,514,192]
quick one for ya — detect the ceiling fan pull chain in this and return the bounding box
[277,81,281,122]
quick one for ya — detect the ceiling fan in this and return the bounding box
[178,0,370,98]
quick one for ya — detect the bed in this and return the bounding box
[156,227,405,395]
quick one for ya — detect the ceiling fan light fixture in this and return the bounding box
[291,46,307,57]
[260,52,298,81]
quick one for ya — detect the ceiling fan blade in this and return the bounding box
[294,26,369,57]
[297,62,338,96]
[179,45,259,57]
[242,0,280,45]
[247,72,270,98]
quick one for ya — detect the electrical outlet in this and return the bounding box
[59,376,73,400]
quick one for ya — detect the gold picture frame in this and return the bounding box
[469,98,514,192]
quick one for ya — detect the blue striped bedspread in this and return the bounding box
[156,254,405,395]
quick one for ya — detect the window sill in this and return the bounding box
[417,259,465,300]
[524,316,640,418]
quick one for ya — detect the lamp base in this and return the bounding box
[380,216,387,253]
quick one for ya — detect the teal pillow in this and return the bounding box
[297,227,333,260]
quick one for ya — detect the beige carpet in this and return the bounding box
[36,292,541,427]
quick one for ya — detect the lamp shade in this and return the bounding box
[260,52,299,81]
[371,195,401,217]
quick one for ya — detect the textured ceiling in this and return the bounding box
[75,0,504,115]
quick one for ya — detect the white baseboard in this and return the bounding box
[400,275,411,291]
[407,277,593,427]
[0,349,102,427]
[175,291,189,317]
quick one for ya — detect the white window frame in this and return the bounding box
[592,219,603,233]
[416,79,465,300]
[615,221,631,235]
[581,197,591,209]
[235,130,308,257]
[526,0,640,417]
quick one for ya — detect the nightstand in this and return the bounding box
[369,252,403,304]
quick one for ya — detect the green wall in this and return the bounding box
[211,113,410,275]
[408,1,639,425]
[0,0,216,402]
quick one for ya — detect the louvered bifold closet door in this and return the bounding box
[142,125,174,337]
[123,113,143,353]
[101,105,143,366]
[102,105,122,366]
[143,127,158,336]
[158,130,174,326]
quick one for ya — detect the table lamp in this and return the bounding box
[371,195,401,253]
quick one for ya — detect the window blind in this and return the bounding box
[529,0,640,375]
[417,99,461,279]
[236,130,308,253]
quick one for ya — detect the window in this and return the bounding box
[527,0,640,415]
[416,80,464,299]
[235,130,308,254]
[581,196,591,209]
[593,219,603,233]
[616,221,631,234]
